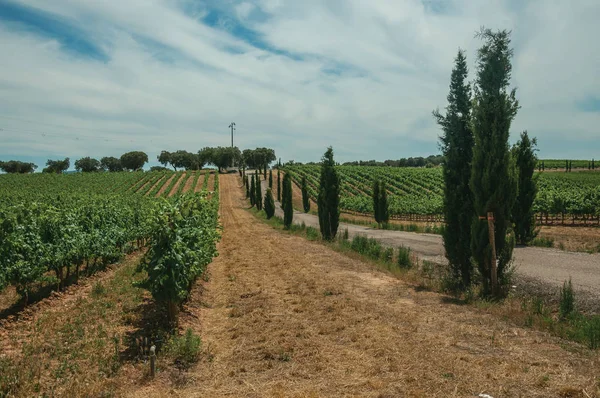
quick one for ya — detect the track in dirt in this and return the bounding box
[130,174,598,398]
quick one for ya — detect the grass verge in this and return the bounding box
[247,206,600,352]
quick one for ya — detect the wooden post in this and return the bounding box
[487,212,497,296]
[150,345,156,378]
[479,212,497,296]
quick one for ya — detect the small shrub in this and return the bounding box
[163,329,202,369]
[350,235,382,260]
[397,245,412,269]
[532,236,554,248]
[559,278,575,320]
[383,247,393,263]
[306,226,320,241]
[343,228,349,241]
[585,317,600,349]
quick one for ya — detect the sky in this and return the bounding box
[0,0,599,170]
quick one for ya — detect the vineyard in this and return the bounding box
[284,165,600,224]
[0,170,220,307]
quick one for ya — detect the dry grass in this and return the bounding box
[127,175,600,398]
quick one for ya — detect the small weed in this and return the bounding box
[228,274,236,282]
[306,226,320,240]
[397,245,412,269]
[382,247,394,263]
[559,278,575,320]
[532,236,554,248]
[91,282,107,298]
[163,329,202,369]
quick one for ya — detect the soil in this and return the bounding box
[180,172,196,194]
[145,175,166,196]
[168,173,187,197]
[126,174,599,397]
[156,174,176,197]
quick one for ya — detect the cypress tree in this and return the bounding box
[245,175,250,198]
[470,28,519,297]
[250,175,256,206]
[301,176,311,213]
[379,180,389,225]
[433,49,474,290]
[565,160,569,172]
[282,173,293,228]
[542,161,545,171]
[512,131,539,245]
[269,169,273,189]
[569,160,572,172]
[593,159,595,170]
[263,165,267,179]
[255,170,262,210]
[277,169,281,202]
[372,180,381,224]
[264,188,275,219]
[317,147,340,241]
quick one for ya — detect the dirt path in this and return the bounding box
[131,174,598,397]
[263,181,600,297]
[181,171,196,194]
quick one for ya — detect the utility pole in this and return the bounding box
[229,122,236,148]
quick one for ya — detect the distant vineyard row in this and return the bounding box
[283,165,600,222]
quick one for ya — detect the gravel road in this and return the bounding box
[264,179,600,295]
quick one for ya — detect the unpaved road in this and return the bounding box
[131,175,598,397]
[262,179,600,296]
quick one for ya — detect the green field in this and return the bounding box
[284,165,600,220]
[0,170,217,304]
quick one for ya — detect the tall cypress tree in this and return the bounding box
[264,188,275,219]
[255,170,262,210]
[379,180,389,225]
[282,173,293,228]
[301,176,311,213]
[269,169,273,189]
[250,174,256,206]
[512,131,539,245]
[317,147,340,241]
[277,169,281,202]
[372,180,381,224]
[245,175,250,198]
[433,49,474,290]
[470,28,519,297]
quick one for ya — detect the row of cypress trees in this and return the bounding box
[434,28,538,297]
[244,148,341,241]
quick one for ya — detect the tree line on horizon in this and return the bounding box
[0,147,277,175]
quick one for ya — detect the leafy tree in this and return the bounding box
[269,169,273,189]
[0,160,37,173]
[379,180,389,225]
[43,158,70,174]
[250,174,256,206]
[277,169,282,202]
[120,151,148,171]
[301,176,311,213]
[433,49,474,290]
[205,147,240,172]
[282,173,293,229]
[470,28,519,297]
[317,147,340,241]
[512,131,539,245]
[373,180,381,224]
[74,157,101,172]
[255,170,263,210]
[264,188,275,219]
[100,156,123,172]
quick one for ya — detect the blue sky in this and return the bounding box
[0,0,599,170]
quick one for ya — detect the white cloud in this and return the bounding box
[0,0,598,168]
